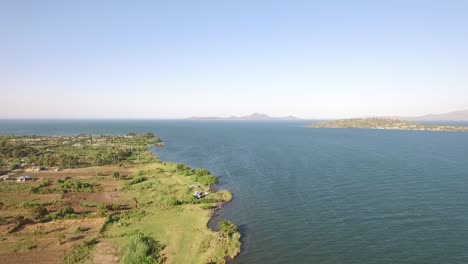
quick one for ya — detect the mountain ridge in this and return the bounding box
[393,109,468,121]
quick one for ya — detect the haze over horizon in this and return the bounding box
[2,1,468,119]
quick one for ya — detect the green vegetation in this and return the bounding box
[218,220,239,237]
[310,118,468,132]
[57,177,95,193]
[0,133,240,264]
[61,238,98,264]
[120,232,164,264]
[103,162,240,263]
[0,132,162,171]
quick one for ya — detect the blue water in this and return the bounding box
[1,120,468,264]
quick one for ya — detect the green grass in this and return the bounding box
[104,162,241,264]
[61,238,98,264]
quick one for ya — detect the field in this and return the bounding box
[0,134,240,264]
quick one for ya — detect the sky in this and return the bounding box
[1,0,468,119]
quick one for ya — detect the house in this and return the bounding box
[17,175,32,182]
[193,191,204,199]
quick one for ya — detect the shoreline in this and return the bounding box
[153,146,242,263]
[0,133,241,264]
[309,118,468,132]
[154,146,243,264]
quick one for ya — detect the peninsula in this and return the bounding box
[0,133,240,264]
[187,113,300,121]
[309,118,468,132]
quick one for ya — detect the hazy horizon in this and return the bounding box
[2,1,468,119]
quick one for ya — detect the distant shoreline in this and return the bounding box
[309,118,468,132]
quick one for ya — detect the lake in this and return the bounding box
[1,119,468,263]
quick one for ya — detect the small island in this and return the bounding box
[0,133,240,264]
[309,118,468,132]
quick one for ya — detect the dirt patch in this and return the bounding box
[0,248,66,264]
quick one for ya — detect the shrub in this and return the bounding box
[60,207,74,215]
[218,220,239,237]
[120,233,164,264]
[156,195,180,207]
[194,174,218,186]
[56,178,95,193]
[175,164,191,175]
[194,168,211,176]
[113,172,120,178]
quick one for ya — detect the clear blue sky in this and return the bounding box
[1,0,468,119]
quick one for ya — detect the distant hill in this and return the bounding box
[397,109,468,121]
[309,118,468,132]
[187,113,300,121]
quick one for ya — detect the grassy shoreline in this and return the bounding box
[0,133,241,264]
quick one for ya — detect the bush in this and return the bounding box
[194,174,218,186]
[113,172,120,178]
[157,195,180,207]
[175,163,190,172]
[59,207,74,215]
[56,178,95,193]
[120,233,164,264]
[194,168,211,176]
[218,220,238,237]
